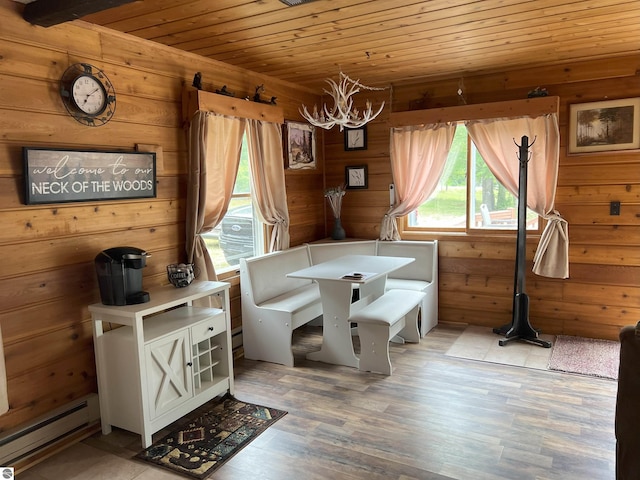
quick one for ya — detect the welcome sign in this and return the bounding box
[23,147,156,205]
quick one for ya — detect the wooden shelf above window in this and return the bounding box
[389,96,559,127]
[182,87,284,124]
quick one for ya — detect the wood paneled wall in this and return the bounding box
[0,0,323,433]
[324,55,640,341]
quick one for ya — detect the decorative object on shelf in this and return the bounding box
[527,86,548,98]
[167,263,195,288]
[192,72,202,90]
[284,121,316,169]
[60,63,116,127]
[252,84,277,105]
[345,165,368,189]
[331,217,346,240]
[344,125,367,150]
[300,71,385,131]
[457,77,467,105]
[215,85,235,97]
[325,184,347,240]
[568,97,640,154]
[324,184,346,216]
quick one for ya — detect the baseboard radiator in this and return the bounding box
[0,394,100,466]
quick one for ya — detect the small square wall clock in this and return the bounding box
[344,126,367,151]
[345,165,368,189]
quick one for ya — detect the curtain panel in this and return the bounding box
[245,119,290,252]
[186,111,246,281]
[380,123,456,240]
[466,114,569,278]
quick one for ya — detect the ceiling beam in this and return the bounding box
[23,0,136,27]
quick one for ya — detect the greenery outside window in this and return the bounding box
[202,138,265,273]
[405,124,539,233]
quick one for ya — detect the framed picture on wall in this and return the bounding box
[345,164,368,189]
[344,126,367,151]
[568,97,640,154]
[23,147,156,205]
[284,121,316,170]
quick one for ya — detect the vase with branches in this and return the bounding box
[324,185,347,239]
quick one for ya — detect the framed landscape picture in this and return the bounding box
[284,121,316,170]
[568,97,640,154]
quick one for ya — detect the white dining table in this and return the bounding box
[287,254,414,368]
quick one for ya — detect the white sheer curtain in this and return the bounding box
[380,123,457,240]
[245,119,290,252]
[466,114,569,278]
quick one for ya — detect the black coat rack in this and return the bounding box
[493,135,552,348]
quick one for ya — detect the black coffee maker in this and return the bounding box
[95,246,150,306]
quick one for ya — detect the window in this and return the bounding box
[405,124,539,232]
[202,138,265,273]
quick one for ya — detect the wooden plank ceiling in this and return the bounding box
[19,0,640,90]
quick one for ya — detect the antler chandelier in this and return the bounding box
[300,71,385,131]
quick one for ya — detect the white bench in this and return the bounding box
[239,245,322,367]
[376,240,438,337]
[238,240,438,368]
[349,289,426,375]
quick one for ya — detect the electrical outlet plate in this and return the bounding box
[610,201,621,215]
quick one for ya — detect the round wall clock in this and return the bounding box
[60,63,116,127]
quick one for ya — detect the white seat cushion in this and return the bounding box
[385,278,430,292]
[350,290,426,326]
[258,283,321,314]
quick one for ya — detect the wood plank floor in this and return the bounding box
[20,323,618,480]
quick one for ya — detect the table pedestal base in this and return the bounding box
[307,280,359,368]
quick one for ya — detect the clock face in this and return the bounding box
[72,75,107,115]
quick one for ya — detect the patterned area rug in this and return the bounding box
[548,335,620,380]
[135,395,287,479]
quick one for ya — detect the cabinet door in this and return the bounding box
[144,329,193,419]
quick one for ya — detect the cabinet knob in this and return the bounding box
[208,326,214,331]
[187,362,193,367]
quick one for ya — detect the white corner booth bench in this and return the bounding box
[240,239,438,372]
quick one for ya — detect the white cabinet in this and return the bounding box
[89,281,233,448]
